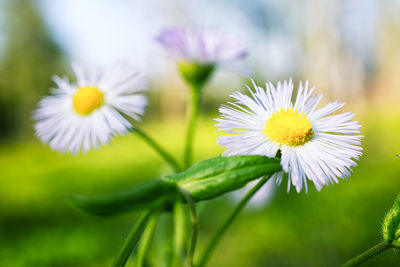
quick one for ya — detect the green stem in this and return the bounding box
[172,201,186,267]
[342,242,392,267]
[183,85,201,169]
[196,176,270,267]
[178,187,199,267]
[114,210,154,267]
[132,127,181,173]
[134,212,160,267]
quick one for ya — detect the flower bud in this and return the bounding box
[382,193,400,247]
[177,61,215,88]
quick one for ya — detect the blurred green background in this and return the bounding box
[1,0,400,266]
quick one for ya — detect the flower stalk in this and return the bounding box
[196,176,270,267]
[172,201,186,267]
[132,127,181,173]
[178,187,199,267]
[342,242,392,267]
[343,193,400,266]
[184,84,201,169]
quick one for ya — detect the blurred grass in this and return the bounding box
[1,110,400,267]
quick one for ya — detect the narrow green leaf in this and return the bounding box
[114,210,154,267]
[163,155,281,201]
[70,155,281,216]
[180,163,280,201]
[164,155,279,183]
[69,180,178,216]
[134,211,159,267]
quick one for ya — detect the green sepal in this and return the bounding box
[382,193,400,246]
[69,180,178,216]
[177,61,215,88]
[163,155,281,201]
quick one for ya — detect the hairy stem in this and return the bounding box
[342,242,392,267]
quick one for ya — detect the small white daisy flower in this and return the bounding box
[156,27,248,73]
[216,79,363,192]
[34,63,147,154]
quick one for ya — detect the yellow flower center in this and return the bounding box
[264,107,314,146]
[73,86,104,115]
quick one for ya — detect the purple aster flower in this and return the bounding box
[157,27,248,74]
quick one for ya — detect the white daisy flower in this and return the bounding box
[216,79,363,192]
[34,63,147,154]
[156,27,248,73]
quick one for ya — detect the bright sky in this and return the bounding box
[39,0,171,71]
[37,0,298,81]
[13,0,381,84]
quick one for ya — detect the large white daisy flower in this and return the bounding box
[34,63,147,154]
[216,79,363,192]
[156,27,248,73]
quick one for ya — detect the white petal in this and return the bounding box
[216,78,363,193]
[34,63,147,154]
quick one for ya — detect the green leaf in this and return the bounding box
[382,193,400,246]
[70,155,282,216]
[114,210,155,267]
[163,155,281,201]
[69,180,178,216]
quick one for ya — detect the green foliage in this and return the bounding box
[70,155,281,216]
[1,114,400,266]
[70,180,178,216]
[165,155,281,201]
[0,0,65,138]
[382,193,400,246]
